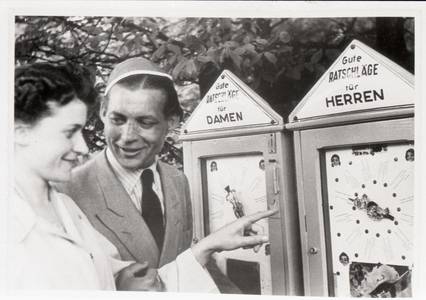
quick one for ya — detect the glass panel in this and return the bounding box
[324,144,413,297]
[205,154,272,294]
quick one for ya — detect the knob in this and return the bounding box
[309,247,319,255]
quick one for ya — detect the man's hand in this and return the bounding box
[115,262,164,291]
[191,209,278,265]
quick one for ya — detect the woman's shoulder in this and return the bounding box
[52,189,89,221]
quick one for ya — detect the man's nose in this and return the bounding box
[121,120,139,142]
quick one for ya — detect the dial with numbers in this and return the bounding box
[324,144,414,297]
[206,155,268,233]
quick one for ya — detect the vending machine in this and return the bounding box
[286,40,414,297]
[180,70,303,295]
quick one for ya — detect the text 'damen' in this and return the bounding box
[206,112,243,124]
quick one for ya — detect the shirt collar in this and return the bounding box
[10,186,37,243]
[106,148,158,182]
[11,185,76,243]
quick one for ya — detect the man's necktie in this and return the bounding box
[141,169,164,250]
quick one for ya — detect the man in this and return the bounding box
[59,57,240,293]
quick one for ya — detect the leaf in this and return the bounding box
[167,43,182,55]
[184,59,198,79]
[118,44,129,57]
[220,47,230,64]
[197,55,215,64]
[315,64,327,75]
[224,41,239,49]
[234,47,246,56]
[184,35,204,52]
[167,54,178,66]
[205,49,222,67]
[89,39,99,49]
[286,64,304,80]
[219,18,232,30]
[255,38,268,46]
[270,19,283,27]
[325,49,340,61]
[251,75,261,90]
[115,32,123,40]
[276,66,287,78]
[242,58,251,69]
[305,62,314,72]
[243,43,256,53]
[251,53,262,67]
[279,31,291,43]
[39,45,51,51]
[229,50,242,69]
[172,57,188,80]
[91,27,103,35]
[133,35,143,49]
[404,18,414,31]
[310,49,323,64]
[264,52,277,64]
[262,71,275,84]
[243,34,254,44]
[276,45,293,54]
[151,44,167,61]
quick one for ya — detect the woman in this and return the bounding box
[10,62,274,291]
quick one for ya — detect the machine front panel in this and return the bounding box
[323,143,413,297]
[205,154,272,294]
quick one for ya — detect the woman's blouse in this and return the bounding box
[7,187,218,292]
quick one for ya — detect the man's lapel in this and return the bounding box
[158,162,183,267]
[93,151,160,267]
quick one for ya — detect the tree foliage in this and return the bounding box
[15,16,414,166]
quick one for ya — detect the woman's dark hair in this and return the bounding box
[15,62,98,125]
[105,74,183,121]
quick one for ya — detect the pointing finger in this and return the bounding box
[239,235,269,248]
[243,209,278,225]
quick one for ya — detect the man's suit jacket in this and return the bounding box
[58,150,193,268]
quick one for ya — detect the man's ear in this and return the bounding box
[167,115,180,130]
[14,123,31,146]
[99,97,108,124]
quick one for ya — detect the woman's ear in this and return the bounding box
[14,123,31,146]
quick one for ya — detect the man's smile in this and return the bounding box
[116,145,144,157]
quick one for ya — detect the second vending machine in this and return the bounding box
[180,70,303,295]
[287,40,414,297]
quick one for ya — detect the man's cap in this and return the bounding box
[104,57,173,96]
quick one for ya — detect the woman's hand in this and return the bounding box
[191,209,278,266]
[115,262,164,291]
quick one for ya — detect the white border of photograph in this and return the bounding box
[1,1,425,300]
